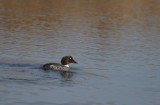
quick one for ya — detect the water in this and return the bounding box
[0,0,160,105]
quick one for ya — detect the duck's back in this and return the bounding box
[42,63,69,71]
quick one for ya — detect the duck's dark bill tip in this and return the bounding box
[75,62,78,64]
[71,59,78,64]
[73,61,78,64]
[72,60,78,64]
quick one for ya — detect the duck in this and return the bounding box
[42,56,77,71]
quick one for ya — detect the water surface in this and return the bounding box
[0,0,160,105]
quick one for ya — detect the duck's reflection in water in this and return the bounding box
[60,71,74,78]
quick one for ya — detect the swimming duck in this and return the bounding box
[42,56,77,71]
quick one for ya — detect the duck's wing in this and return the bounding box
[42,63,61,70]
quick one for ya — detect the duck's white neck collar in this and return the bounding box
[64,64,69,67]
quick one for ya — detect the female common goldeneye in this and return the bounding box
[42,56,77,71]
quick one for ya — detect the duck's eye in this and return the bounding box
[70,57,72,59]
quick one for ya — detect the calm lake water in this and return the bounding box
[0,0,160,105]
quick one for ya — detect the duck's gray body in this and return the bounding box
[42,63,69,71]
[42,56,77,71]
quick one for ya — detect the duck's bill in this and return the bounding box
[72,60,78,64]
